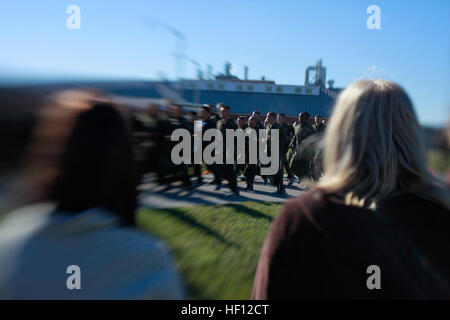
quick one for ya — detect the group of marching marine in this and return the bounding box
[132,102,327,197]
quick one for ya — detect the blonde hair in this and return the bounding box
[317,79,449,209]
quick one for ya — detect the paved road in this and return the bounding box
[139,174,304,209]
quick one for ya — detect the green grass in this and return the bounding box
[137,201,282,299]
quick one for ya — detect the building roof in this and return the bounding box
[180,88,340,117]
[53,80,341,117]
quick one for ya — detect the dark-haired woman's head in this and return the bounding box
[23,90,137,225]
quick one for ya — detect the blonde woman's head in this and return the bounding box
[317,79,449,209]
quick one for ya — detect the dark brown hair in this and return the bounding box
[49,100,137,226]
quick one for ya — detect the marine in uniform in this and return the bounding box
[216,105,239,196]
[243,116,260,191]
[266,112,287,195]
[278,113,295,185]
[289,112,316,182]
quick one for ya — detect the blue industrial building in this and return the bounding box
[85,60,342,118]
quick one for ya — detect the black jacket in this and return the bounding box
[252,189,450,299]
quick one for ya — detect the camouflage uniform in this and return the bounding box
[280,122,295,180]
[289,121,316,179]
[266,122,287,193]
[243,126,260,190]
[130,112,168,181]
[216,117,238,193]
[165,116,191,188]
[312,123,326,181]
[209,113,220,127]
[313,122,326,134]
[146,115,168,181]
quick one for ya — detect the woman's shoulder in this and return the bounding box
[282,188,359,212]
[271,189,334,238]
[273,188,387,246]
[377,191,450,231]
[66,207,174,260]
[278,189,371,225]
[378,191,449,214]
[0,205,185,299]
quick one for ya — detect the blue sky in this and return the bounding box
[1,0,449,126]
